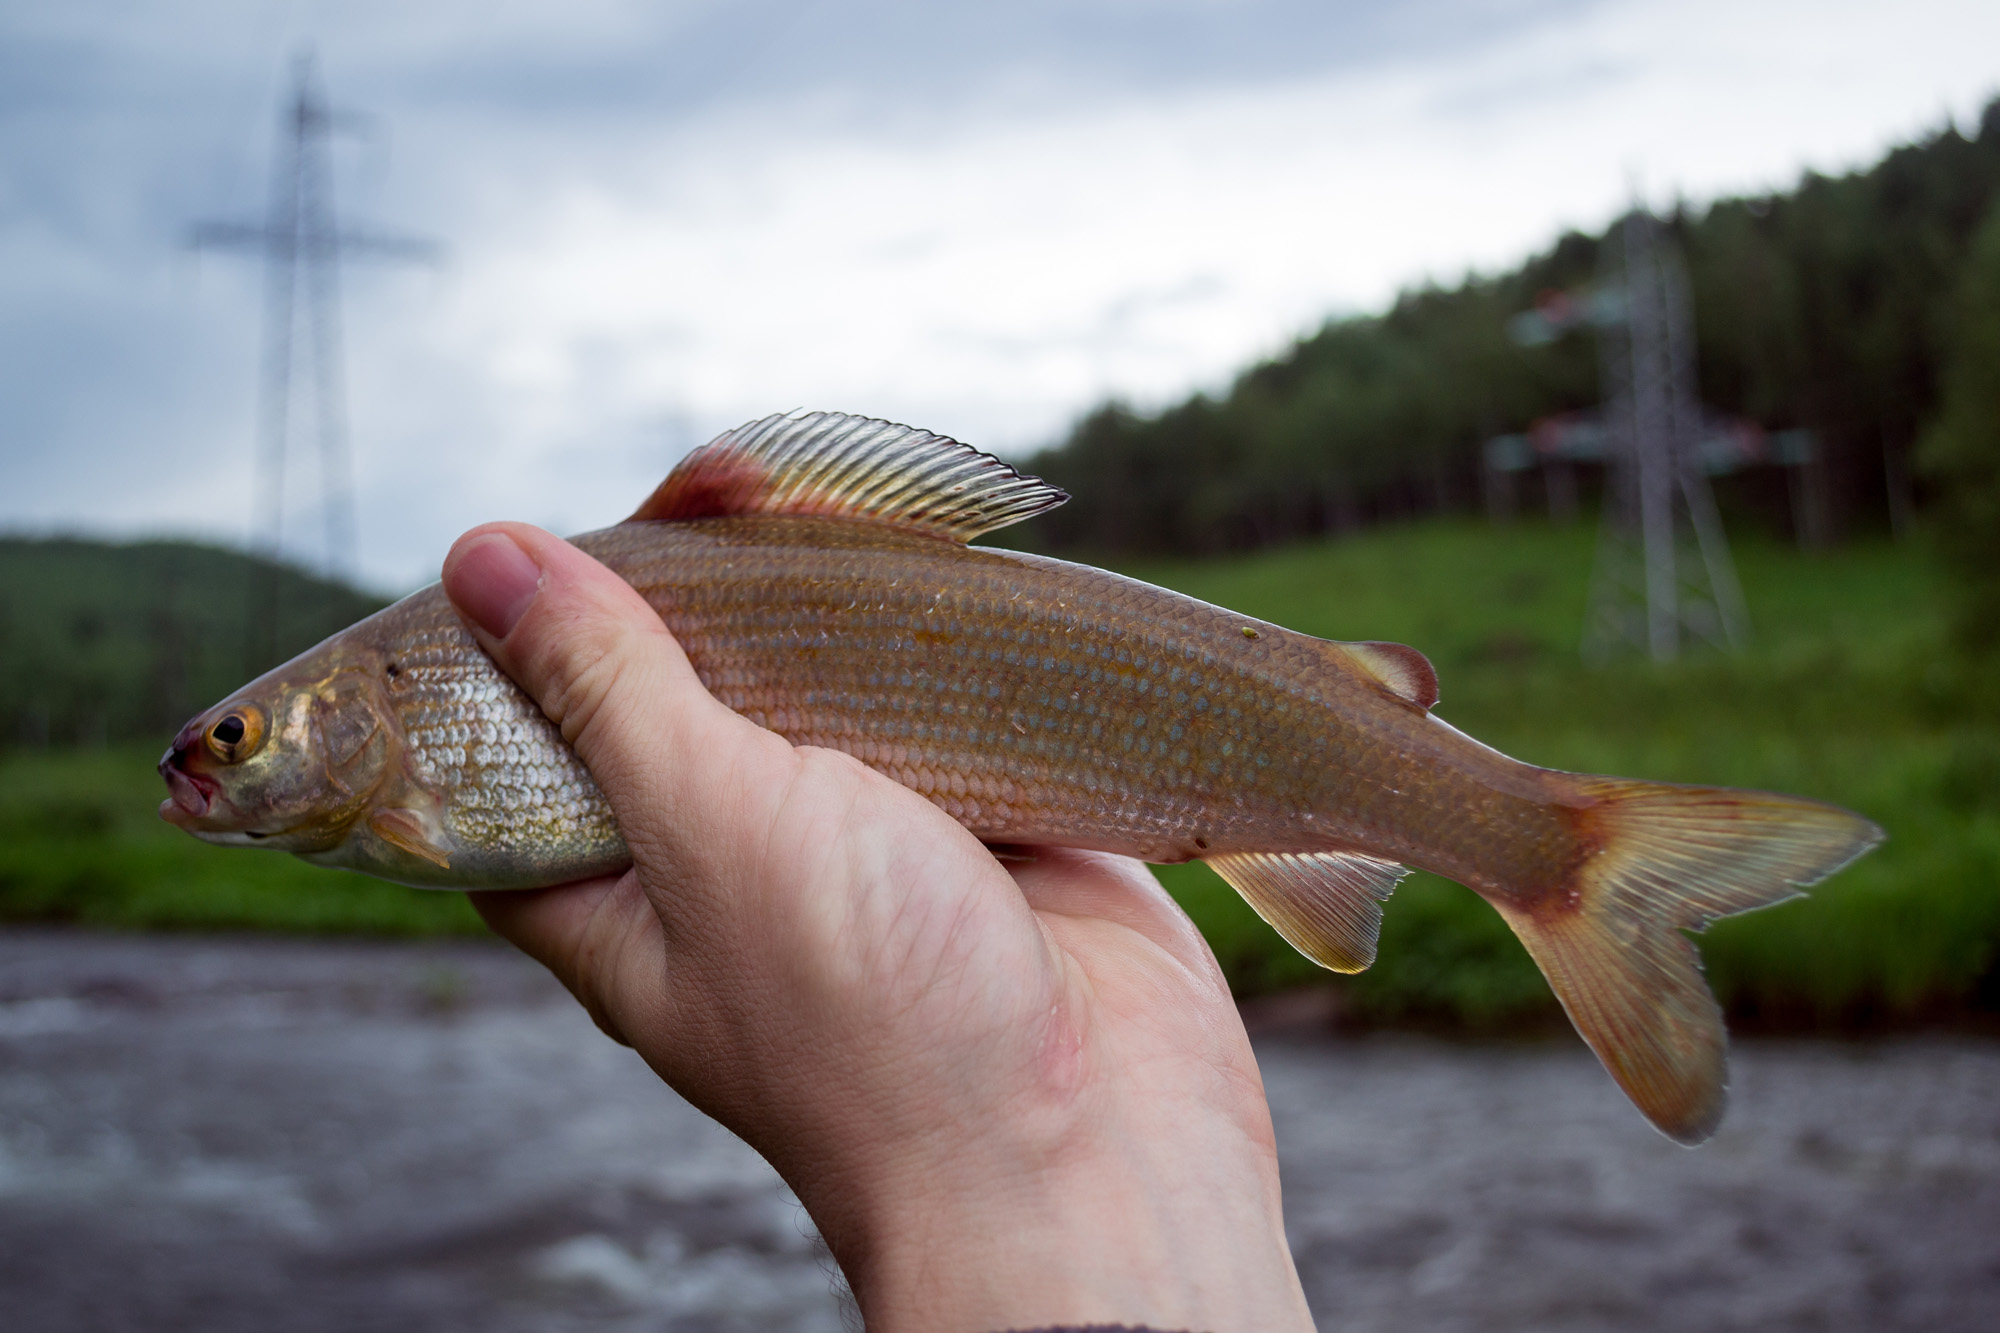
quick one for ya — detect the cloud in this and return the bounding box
[1,0,1996,590]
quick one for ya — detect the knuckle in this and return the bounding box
[550,637,633,746]
[528,614,655,760]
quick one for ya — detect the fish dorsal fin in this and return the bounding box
[1333,640,1439,711]
[629,411,1068,542]
[1203,849,1409,973]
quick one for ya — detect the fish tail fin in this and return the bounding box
[1494,778,1882,1145]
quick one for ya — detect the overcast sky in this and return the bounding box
[5,0,1999,590]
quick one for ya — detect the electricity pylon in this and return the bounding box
[1581,208,1748,664]
[191,51,436,597]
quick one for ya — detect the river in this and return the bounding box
[1,930,1993,1331]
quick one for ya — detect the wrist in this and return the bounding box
[814,1079,1314,1333]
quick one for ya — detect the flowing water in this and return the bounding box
[1,930,1994,1331]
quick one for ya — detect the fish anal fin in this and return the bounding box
[1333,641,1439,711]
[629,411,1068,542]
[1204,850,1409,973]
[1495,778,1884,1145]
[369,807,454,869]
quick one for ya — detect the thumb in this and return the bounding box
[439,522,794,884]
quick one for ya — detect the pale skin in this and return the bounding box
[442,522,1317,1333]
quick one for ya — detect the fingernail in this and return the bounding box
[449,533,543,639]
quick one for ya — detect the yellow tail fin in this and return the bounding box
[1494,779,1882,1145]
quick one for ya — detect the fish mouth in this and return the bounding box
[158,746,217,823]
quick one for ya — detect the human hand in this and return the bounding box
[442,523,1315,1333]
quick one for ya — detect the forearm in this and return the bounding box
[445,532,1315,1332]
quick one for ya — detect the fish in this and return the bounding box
[159,410,1882,1143]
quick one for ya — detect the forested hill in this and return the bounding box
[0,538,386,747]
[1020,98,2000,557]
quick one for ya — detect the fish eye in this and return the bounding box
[205,705,267,763]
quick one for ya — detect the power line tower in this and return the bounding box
[192,51,436,664]
[1579,207,1748,664]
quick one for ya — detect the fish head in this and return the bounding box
[159,645,397,853]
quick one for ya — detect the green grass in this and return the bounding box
[3,519,1995,1031]
[1125,521,2000,1027]
[0,747,482,936]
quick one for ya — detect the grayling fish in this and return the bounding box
[159,411,1883,1142]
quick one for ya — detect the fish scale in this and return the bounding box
[584,516,1513,869]
[353,515,1467,873]
[159,409,1883,1143]
[370,600,623,880]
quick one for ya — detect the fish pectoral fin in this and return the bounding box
[1204,850,1409,973]
[368,807,454,869]
[626,411,1067,542]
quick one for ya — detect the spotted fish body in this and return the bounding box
[325,589,624,888]
[161,412,1882,1144]
[601,521,1577,877]
[333,518,1565,888]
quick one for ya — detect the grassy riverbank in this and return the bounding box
[1130,521,2000,1027]
[2,519,1994,1028]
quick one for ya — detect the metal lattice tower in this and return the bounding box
[1581,208,1749,664]
[192,52,436,589]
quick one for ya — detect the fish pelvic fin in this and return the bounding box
[1496,779,1883,1146]
[628,410,1068,542]
[1204,849,1410,973]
